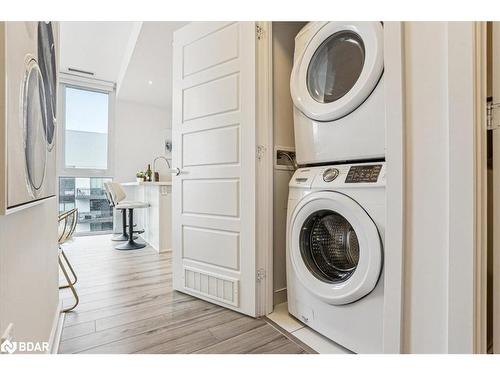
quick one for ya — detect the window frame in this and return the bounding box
[57,74,116,178]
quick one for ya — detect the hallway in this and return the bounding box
[58,235,312,354]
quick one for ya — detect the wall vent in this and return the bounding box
[67,67,95,76]
[184,266,239,307]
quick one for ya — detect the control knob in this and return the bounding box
[323,168,339,182]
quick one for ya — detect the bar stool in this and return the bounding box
[104,183,138,242]
[106,182,149,251]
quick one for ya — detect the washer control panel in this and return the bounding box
[345,164,383,183]
[292,162,386,189]
[322,168,339,182]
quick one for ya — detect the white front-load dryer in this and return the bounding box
[290,22,385,165]
[286,162,385,353]
[5,22,59,209]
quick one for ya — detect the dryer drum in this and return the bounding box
[300,209,360,283]
[37,21,57,150]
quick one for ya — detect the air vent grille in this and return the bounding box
[184,266,239,307]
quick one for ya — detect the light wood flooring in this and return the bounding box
[58,235,313,354]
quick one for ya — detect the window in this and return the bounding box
[58,177,113,234]
[58,77,115,235]
[64,86,110,170]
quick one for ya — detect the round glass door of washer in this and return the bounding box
[300,209,360,283]
[289,191,382,305]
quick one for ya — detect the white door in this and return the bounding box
[171,22,258,316]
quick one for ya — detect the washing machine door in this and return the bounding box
[289,191,382,305]
[290,22,383,122]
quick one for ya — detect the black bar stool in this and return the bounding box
[106,182,149,251]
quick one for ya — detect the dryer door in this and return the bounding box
[289,191,382,305]
[290,22,383,122]
[23,58,48,198]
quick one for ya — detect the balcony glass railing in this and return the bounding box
[58,177,113,234]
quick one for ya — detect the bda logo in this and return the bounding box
[1,339,17,354]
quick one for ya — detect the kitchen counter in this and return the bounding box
[121,181,172,186]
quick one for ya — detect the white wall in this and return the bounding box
[113,99,171,183]
[272,22,305,306]
[401,21,476,353]
[0,199,59,348]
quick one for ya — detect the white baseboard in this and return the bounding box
[47,301,65,354]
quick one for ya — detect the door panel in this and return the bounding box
[183,23,240,77]
[172,22,257,316]
[182,179,239,217]
[182,125,240,167]
[183,74,239,121]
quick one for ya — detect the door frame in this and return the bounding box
[382,21,406,354]
[255,21,274,316]
[474,21,488,355]
[447,21,487,354]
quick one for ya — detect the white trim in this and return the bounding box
[447,22,477,354]
[492,21,500,354]
[0,22,6,215]
[59,72,115,92]
[382,21,405,354]
[473,21,488,354]
[47,301,65,354]
[255,21,274,316]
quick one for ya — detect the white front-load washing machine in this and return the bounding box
[286,162,385,353]
[290,22,385,165]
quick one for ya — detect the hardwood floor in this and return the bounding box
[58,235,313,354]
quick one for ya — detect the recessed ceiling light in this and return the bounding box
[148,80,153,85]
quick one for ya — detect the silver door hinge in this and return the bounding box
[256,145,266,161]
[256,25,264,40]
[488,102,500,130]
[256,269,266,282]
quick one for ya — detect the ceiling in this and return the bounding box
[60,21,187,109]
[117,22,187,108]
[60,21,142,83]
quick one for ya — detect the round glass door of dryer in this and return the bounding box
[23,58,47,197]
[307,31,365,104]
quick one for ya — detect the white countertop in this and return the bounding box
[121,181,172,186]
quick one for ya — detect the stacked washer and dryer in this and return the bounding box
[286,22,386,353]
